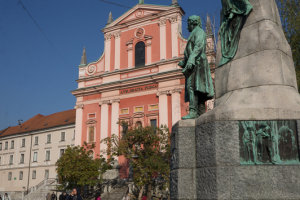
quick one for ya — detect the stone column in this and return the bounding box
[99,100,110,153]
[74,104,84,146]
[159,19,167,60]
[171,89,182,125]
[170,15,179,58]
[126,40,133,68]
[114,32,121,70]
[111,99,120,136]
[157,91,168,127]
[104,33,112,72]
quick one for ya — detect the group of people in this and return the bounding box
[47,188,101,200]
[0,193,11,200]
[47,188,83,200]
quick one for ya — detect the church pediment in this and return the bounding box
[106,4,173,28]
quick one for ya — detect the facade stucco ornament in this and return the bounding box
[111,99,120,103]
[158,18,167,26]
[99,100,111,106]
[171,88,182,94]
[74,104,84,109]
[86,65,96,75]
[156,90,169,96]
[126,39,134,51]
[135,27,145,39]
[113,31,121,39]
[144,35,152,46]
[86,119,97,125]
[104,33,112,41]
[169,15,178,24]
[135,10,144,18]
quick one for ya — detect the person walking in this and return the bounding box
[67,188,82,200]
[59,192,68,200]
[51,192,57,200]
[95,192,101,200]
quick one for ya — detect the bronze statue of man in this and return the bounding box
[178,15,214,119]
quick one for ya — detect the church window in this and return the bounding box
[134,106,144,113]
[88,126,95,143]
[135,41,145,67]
[135,121,142,128]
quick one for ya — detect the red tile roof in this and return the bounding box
[0,109,75,137]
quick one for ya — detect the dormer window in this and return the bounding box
[135,41,145,68]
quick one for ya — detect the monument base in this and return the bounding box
[170,119,300,200]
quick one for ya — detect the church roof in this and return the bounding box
[0,109,75,138]
[103,3,184,31]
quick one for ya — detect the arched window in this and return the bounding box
[135,121,142,128]
[135,41,145,67]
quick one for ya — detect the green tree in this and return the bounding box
[276,0,300,91]
[103,123,170,200]
[56,143,111,192]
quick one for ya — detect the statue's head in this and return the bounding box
[187,15,202,32]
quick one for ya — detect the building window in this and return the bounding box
[60,132,65,141]
[33,152,38,162]
[44,169,49,179]
[60,149,65,157]
[8,172,12,181]
[120,108,129,115]
[0,156,1,165]
[0,142,2,150]
[32,170,36,179]
[148,104,159,111]
[45,150,50,161]
[20,154,25,164]
[135,41,145,67]
[88,126,95,143]
[21,138,25,147]
[19,171,23,180]
[88,113,96,119]
[34,136,39,145]
[134,106,144,113]
[11,140,14,149]
[9,155,13,165]
[5,142,8,150]
[47,134,51,144]
[135,121,142,128]
[150,119,157,128]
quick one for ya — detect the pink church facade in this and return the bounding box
[72,2,215,177]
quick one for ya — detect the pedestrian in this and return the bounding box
[67,188,83,200]
[3,193,10,200]
[51,192,57,200]
[46,192,51,200]
[0,193,2,200]
[95,192,101,200]
[59,192,68,200]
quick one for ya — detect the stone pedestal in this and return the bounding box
[170,120,197,200]
[171,120,300,200]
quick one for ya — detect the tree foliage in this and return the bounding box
[56,143,111,191]
[102,123,170,199]
[276,0,300,90]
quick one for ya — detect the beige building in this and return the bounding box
[0,109,75,196]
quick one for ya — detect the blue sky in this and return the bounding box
[0,0,221,130]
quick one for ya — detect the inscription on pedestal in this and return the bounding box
[239,120,300,165]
